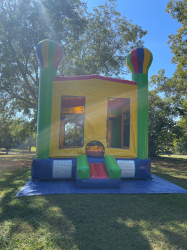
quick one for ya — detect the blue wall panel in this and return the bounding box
[31,157,151,180]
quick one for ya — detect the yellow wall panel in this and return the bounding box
[50,79,138,158]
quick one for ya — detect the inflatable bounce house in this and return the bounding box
[31,39,153,189]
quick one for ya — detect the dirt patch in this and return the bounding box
[0,154,35,171]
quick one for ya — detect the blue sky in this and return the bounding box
[86,0,181,81]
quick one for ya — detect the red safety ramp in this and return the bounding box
[89,163,109,179]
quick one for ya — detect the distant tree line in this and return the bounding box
[0,115,36,154]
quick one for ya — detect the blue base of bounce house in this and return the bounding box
[31,157,151,181]
[76,172,121,189]
[19,156,187,197]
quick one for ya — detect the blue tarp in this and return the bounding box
[16,175,187,196]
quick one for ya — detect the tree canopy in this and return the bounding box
[0,113,36,154]
[174,118,187,154]
[148,90,183,156]
[59,0,147,77]
[0,0,87,116]
[148,0,187,155]
[0,0,147,119]
[150,0,187,117]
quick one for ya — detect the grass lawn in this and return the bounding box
[0,154,187,250]
[0,147,36,155]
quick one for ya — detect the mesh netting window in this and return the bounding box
[59,96,85,148]
[107,98,130,149]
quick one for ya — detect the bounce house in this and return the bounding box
[31,39,153,189]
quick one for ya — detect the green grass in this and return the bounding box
[0,154,187,250]
[161,154,187,159]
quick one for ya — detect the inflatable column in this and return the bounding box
[126,48,153,159]
[36,40,64,159]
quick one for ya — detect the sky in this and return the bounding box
[86,0,181,81]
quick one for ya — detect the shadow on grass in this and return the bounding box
[0,157,187,249]
[0,167,152,249]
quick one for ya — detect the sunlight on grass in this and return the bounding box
[151,156,187,189]
[117,217,136,227]
[0,189,14,200]
[144,220,187,250]
[0,155,187,249]
[29,197,48,209]
[117,217,187,250]
[49,206,62,213]
[1,197,77,249]
[2,172,13,176]
[0,154,34,159]
[161,155,187,159]
[11,180,26,185]
[0,178,7,182]
[31,147,36,152]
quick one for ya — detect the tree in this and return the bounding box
[166,0,187,88]
[0,110,36,154]
[174,118,187,154]
[0,0,147,120]
[60,0,147,77]
[0,0,87,118]
[149,0,187,155]
[0,115,15,154]
[64,114,84,146]
[12,119,36,153]
[150,0,187,116]
[148,90,183,156]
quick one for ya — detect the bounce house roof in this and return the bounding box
[53,74,137,85]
